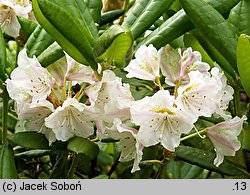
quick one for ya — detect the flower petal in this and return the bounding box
[45,98,95,141]
[124,44,160,81]
[206,116,246,166]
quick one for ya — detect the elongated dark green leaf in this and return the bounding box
[242,126,250,151]
[0,144,17,179]
[137,0,240,50]
[25,25,54,58]
[100,9,125,26]
[175,145,245,176]
[14,149,53,158]
[181,163,204,179]
[123,0,149,27]
[138,10,191,50]
[237,34,250,97]
[7,132,49,150]
[84,0,103,24]
[39,0,98,45]
[33,0,98,69]
[17,16,38,38]
[67,137,99,160]
[77,154,91,175]
[94,25,133,68]
[163,158,204,179]
[192,31,237,79]
[123,0,174,39]
[180,0,238,70]
[0,28,7,81]
[228,0,250,36]
[49,150,69,179]
[25,25,64,67]
[37,42,64,67]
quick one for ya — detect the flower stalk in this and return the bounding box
[234,80,242,117]
[180,128,207,142]
[67,153,79,179]
[2,87,10,144]
[155,76,163,90]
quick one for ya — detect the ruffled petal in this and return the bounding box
[207,116,246,166]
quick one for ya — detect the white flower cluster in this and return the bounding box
[0,0,32,37]
[6,44,246,173]
[125,45,246,168]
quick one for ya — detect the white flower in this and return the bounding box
[85,70,134,135]
[159,46,210,86]
[131,90,195,151]
[65,53,95,84]
[211,67,234,119]
[179,47,210,80]
[158,45,181,86]
[206,116,246,167]
[0,7,20,37]
[0,0,31,17]
[107,118,143,173]
[132,141,144,173]
[6,49,54,105]
[104,82,134,123]
[44,98,95,141]
[124,44,160,81]
[85,70,117,106]
[0,0,32,37]
[175,70,219,120]
[17,100,56,145]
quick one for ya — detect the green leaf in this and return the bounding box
[37,42,64,67]
[228,0,250,36]
[180,0,238,71]
[123,0,175,40]
[5,41,18,76]
[237,34,250,97]
[17,16,38,38]
[100,9,125,26]
[162,158,204,179]
[84,0,103,24]
[33,0,98,69]
[114,69,154,87]
[67,137,99,160]
[130,85,155,100]
[192,31,237,79]
[175,145,245,176]
[0,144,17,179]
[242,126,250,151]
[76,154,91,175]
[25,25,64,67]
[137,0,240,50]
[49,150,69,179]
[25,25,54,58]
[94,25,133,68]
[180,162,204,179]
[7,132,49,150]
[14,149,53,158]
[97,150,113,166]
[0,28,7,81]
[137,10,192,50]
